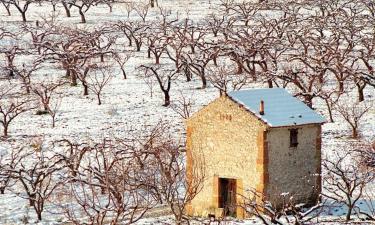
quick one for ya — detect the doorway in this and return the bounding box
[218,178,237,217]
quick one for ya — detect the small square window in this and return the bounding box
[290,129,298,147]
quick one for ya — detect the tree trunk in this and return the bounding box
[136,42,141,51]
[0,187,5,194]
[163,91,170,106]
[79,9,86,23]
[346,206,352,221]
[150,0,155,7]
[184,67,191,82]
[200,72,207,89]
[71,70,77,86]
[324,99,334,123]
[52,4,56,11]
[97,94,102,105]
[3,124,8,137]
[36,209,42,221]
[338,80,344,93]
[155,55,160,64]
[357,85,365,102]
[175,61,180,72]
[4,6,11,16]
[126,36,132,46]
[29,195,35,207]
[305,95,313,108]
[83,83,89,95]
[62,3,71,17]
[212,56,217,66]
[267,79,273,88]
[52,116,55,128]
[352,127,358,139]
[121,69,127,79]
[190,45,195,54]
[25,85,31,94]
[21,11,27,22]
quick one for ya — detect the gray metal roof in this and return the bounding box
[228,88,326,127]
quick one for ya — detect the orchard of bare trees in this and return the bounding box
[0,0,374,224]
[1,0,374,137]
[0,122,205,224]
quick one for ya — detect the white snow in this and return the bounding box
[0,0,374,224]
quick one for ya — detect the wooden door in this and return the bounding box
[219,178,237,217]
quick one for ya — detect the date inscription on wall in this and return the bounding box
[219,113,232,121]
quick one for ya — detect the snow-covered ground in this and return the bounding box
[0,0,374,224]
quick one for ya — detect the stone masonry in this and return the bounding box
[186,94,322,218]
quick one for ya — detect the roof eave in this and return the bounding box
[269,121,325,129]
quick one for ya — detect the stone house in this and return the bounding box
[186,88,326,219]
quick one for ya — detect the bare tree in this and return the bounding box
[74,61,97,96]
[207,64,250,96]
[31,78,65,127]
[42,26,111,86]
[141,122,205,225]
[0,144,23,194]
[146,31,169,64]
[69,0,102,23]
[100,0,115,13]
[140,65,178,106]
[170,92,195,119]
[165,26,187,72]
[61,0,73,17]
[157,6,177,35]
[335,97,372,138]
[11,57,43,94]
[87,64,113,105]
[227,1,261,26]
[53,139,90,178]
[31,78,65,113]
[1,1,11,15]
[239,188,324,225]
[0,84,36,137]
[21,18,58,55]
[114,52,130,79]
[181,53,211,89]
[317,89,341,123]
[9,144,65,221]
[205,13,227,37]
[123,1,134,18]
[1,46,23,79]
[56,138,155,225]
[322,147,375,221]
[115,21,149,51]
[279,66,323,109]
[134,2,149,22]
[3,0,33,22]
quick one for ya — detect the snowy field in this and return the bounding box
[0,0,374,224]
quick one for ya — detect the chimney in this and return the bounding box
[259,100,265,115]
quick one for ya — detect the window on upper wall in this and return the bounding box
[290,129,298,147]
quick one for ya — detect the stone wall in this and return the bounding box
[186,95,267,218]
[266,124,321,205]
[186,95,322,218]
